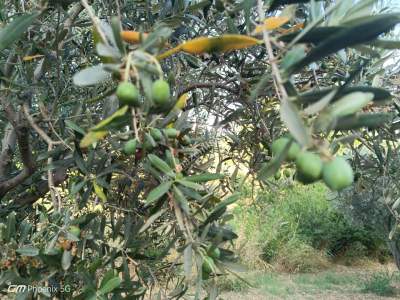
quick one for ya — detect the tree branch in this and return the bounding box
[0,96,36,199]
[8,166,68,208]
[0,124,16,179]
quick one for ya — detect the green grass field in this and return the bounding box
[219,263,400,299]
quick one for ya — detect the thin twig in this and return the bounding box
[80,0,109,46]
[256,0,288,102]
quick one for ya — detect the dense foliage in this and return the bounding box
[0,0,399,299]
[233,183,389,272]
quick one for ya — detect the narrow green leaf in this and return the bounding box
[304,89,337,115]
[176,179,204,191]
[268,0,323,12]
[16,246,39,257]
[280,100,311,147]
[328,92,374,117]
[146,181,172,204]
[334,112,393,130]
[279,26,343,44]
[204,193,240,225]
[111,16,125,54]
[91,105,129,131]
[65,120,86,135]
[281,45,306,75]
[288,14,400,74]
[0,12,40,51]
[148,154,175,177]
[79,130,108,148]
[186,173,225,182]
[298,86,392,105]
[100,270,117,291]
[173,185,190,214]
[99,277,121,295]
[6,211,16,241]
[369,39,400,49]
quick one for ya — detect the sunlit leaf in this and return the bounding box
[22,54,44,61]
[79,131,108,148]
[120,30,148,44]
[73,64,111,86]
[93,181,107,202]
[254,16,290,33]
[328,92,374,118]
[91,105,129,131]
[158,35,260,59]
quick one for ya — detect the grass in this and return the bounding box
[219,267,400,299]
[361,271,399,296]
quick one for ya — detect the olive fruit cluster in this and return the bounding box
[201,246,221,280]
[271,137,354,191]
[116,79,171,109]
[122,127,182,156]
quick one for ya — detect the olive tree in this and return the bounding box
[0,0,399,299]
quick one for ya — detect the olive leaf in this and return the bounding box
[334,112,394,130]
[280,100,311,147]
[73,64,111,87]
[288,14,400,74]
[268,0,324,12]
[0,12,40,51]
[158,35,260,59]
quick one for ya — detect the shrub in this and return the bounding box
[274,238,329,273]
[335,148,400,269]
[232,183,388,270]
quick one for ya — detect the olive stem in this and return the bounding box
[124,52,133,82]
[131,108,140,142]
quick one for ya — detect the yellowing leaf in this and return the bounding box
[93,181,107,202]
[173,93,189,111]
[80,130,108,148]
[254,16,290,33]
[23,54,44,61]
[157,35,260,59]
[120,30,148,44]
[181,34,260,54]
[91,105,129,131]
[80,106,129,148]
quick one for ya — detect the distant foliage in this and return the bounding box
[232,183,387,272]
[335,146,400,268]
